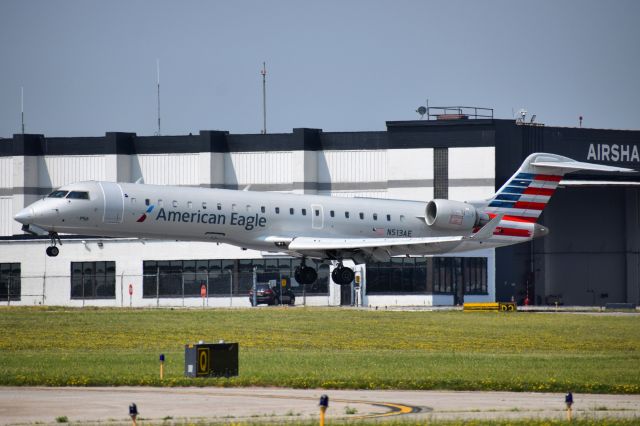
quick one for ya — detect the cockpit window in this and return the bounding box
[47,190,68,198]
[66,191,90,200]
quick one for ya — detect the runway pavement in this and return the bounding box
[1,387,639,424]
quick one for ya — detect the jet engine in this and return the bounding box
[425,199,482,231]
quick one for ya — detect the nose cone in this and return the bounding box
[533,223,549,238]
[14,207,34,225]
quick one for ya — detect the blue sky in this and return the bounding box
[1,0,639,137]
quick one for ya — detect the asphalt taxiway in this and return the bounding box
[1,387,640,424]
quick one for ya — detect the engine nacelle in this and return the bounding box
[425,199,479,231]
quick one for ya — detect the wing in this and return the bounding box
[285,235,465,262]
[288,235,464,251]
[262,217,502,262]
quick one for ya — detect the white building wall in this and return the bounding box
[2,144,497,307]
[318,151,387,183]
[136,154,200,186]
[225,152,292,186]
[38,156,107,188]
[387,148,434,201]
[448,147,495,201]
[0,157,13,188]
[0,198,13,236]
[0,157,14,236]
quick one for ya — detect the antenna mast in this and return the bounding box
[261,62,267,134]
[156,59,161,136]
[21,87,25,134]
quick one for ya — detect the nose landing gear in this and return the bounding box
[46,232,61,257]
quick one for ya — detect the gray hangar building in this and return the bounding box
[0,112,638,307]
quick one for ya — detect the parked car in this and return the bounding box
[249,284,296,306]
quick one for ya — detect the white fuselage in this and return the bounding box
[15,181,534,258]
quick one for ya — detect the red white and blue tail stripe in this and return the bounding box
[486,171,561,223]
[475,153,634,242]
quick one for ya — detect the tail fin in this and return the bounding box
[484,153,634,223]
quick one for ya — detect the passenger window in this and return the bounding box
[387,214,391,221]
[202,202,207,210]
[145,199,150,206]
[315,209,319,217]
[246,204,251,212]
[172,200,178,208]
[290,208,294,215]
[275,207,280,214]
[359,212,364,220]
[232,204,237,212]
[302,208,307,216]
[400,215,405,222]
[67,191,90,200]
[217,203,222,210]
[158,199,163,207]
[131,198,136,204]
[345,212,350,219]
[330,210,335,217]
[373,213,378,221]
[261,206,265,213]
[188,201,193,209]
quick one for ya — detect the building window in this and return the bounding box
[430,257,487,295]
[71,261,116,299]
[0,263,21,302]
[143,258,329,298]
[434,147,449,199]
[366,258,427,294]
[366,257,487,295]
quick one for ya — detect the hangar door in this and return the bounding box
[99,182,124,223]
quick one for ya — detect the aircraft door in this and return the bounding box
[99,182,124,223]
[311,204,324,229]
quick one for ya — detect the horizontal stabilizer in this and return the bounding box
[467,213,503,241]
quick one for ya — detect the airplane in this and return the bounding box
[13,152,634,285]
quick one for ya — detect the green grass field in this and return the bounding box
[0,307,639,393]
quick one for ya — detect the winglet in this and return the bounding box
[467,213,504,241]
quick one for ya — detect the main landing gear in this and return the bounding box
[46,232,61,257]
[331,263,355,286]
[294,259,318,285]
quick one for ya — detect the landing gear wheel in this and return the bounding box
[46,232,61,257]
[332,266,354,286]
[295,266,318,285]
